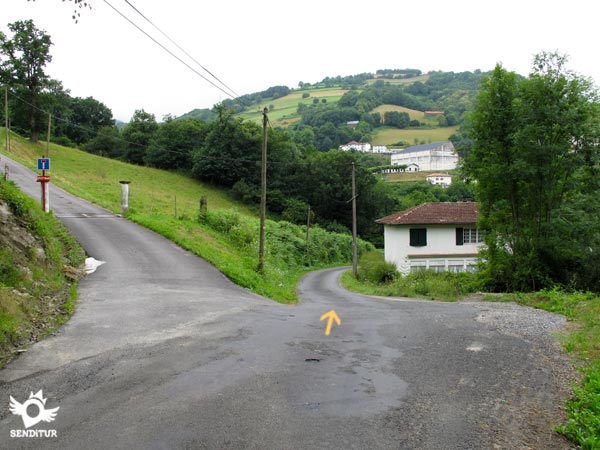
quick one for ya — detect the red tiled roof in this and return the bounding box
[376,202,478,225]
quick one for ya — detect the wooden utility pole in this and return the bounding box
[305,205,311,260]
[4,87,8,152]
[258,107,268,273]
[351,162,358,278]
[46,113,52,158]
[306,206,311,243]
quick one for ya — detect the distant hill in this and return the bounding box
[179,69,487,148]
[178,108,217,122]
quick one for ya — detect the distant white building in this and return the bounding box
[339,141,372,152]
[391,141,458,171]
[426,173,452,187]
[372,145,389,153]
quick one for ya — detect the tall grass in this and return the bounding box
[341,251,480,302]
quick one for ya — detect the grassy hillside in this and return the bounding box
[1,128,373,303]
[371,125,459,146]
[1,129,250,218]
[233,78,459,145]
[368,74,430,85]
[238,87,348,126]
[372,104,439,124]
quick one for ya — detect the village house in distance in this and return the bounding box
[377,202,483,275]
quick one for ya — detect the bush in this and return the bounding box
[358,251,397,284]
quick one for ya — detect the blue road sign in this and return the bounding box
[37,158,50,171]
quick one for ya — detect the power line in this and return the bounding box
[120,0,240,99]
[102,0,238,101]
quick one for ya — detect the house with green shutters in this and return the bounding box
[377,202,483,275]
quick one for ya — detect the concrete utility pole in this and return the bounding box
[258,107,268,273]
[351,162,358,278]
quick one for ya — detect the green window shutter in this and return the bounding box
[410,228,427,246]
[456,227,464,245]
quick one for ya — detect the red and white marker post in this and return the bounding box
[37,156,50,213]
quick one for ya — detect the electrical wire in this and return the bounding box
[102,0,237,101]
[120,0,239,99]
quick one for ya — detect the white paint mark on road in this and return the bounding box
[466,343,483,352]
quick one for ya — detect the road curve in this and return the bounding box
[0,155,573,449]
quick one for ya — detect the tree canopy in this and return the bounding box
[463,52,600,291]
[1,20,53,142]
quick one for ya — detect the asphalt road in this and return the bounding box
[0,156,573,449]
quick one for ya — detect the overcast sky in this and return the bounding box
[4,0,600,122]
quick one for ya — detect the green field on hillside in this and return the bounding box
[372,104,441,125]
[367,74,430,85]
[238,88,348,126]
[371,125,459,146]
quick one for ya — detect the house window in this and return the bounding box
[409,228,427,246]
[463,228,484,244]
[456,227,484,245]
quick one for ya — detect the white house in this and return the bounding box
[339,141,372,152]
[426,173,452,187]
[391,141,458,171]
[376,202,483,275]
[372,145,389,153]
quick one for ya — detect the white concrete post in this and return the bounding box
[120,181,131,215]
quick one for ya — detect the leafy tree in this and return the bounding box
[145,118,209,170]
[84,126,125,158]
[191,106,262,186]
[0,20,53,142]
[61,96,114,144]
[464,53,600,291]
[121,109,158,164]
[383,110,410,128]
[296,151,398,243]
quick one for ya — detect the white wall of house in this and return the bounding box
[426,175,452,186]
[384,224,481,275]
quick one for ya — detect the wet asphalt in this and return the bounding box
[0,155,571,449]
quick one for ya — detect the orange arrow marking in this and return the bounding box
[320,309,341,336]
